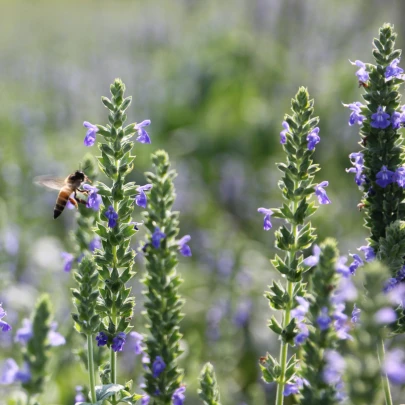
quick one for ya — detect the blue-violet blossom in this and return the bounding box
[135,184,153,208]
[303,244,321,267]
[0,359,31,384]
[315,181,331,205]
[280,121,289,144]
[349,60,369,82]
[152,356,166,378]
[96,331,108,347]
[83,184,102,211]
[371,106,390,129]
[344,102,365,126]
[172,386,186,405]
[112,332,126,352]
[0,306,11,333]
[83,122,99,147]
[129,331,144,355]
[177,235,192,257]
[257,207,273,231]
[151,227,166,248]
[385,58,404,80]
[393,167,405,187]
[104,206,118,228]
[61,252,74,272]
[376,165,394,188]
[135,120,151,144]
[306,127,320,150]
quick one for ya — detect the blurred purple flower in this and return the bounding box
[371,106,390,129]
[96,331,108,347]
[152,356,166,378]
[257,207,273,231]
[129,331,144,355]
[104,206,118,228]
[75,386,86,404]
[0,305,11,333]
[141,395,150,405]
[291,297,309,322]
[48,322,66,346]
[295,322,309,345]
[376,165,394,188]
[384,278,399,294]
[233,299,252,328]
[0,359,31,384]
[393,167,405,187]
[83,121,99,147]
[351,305,361,324]
[303,244,321,267]
[135,120,151,144]
[284,377,309,396]
[358,245,375,262]
[317,307,331,331]
[315,181,331,204]
[307,127,320,150]
[385,58,404,80]
[112,332,126,352]
[349,60,369,82]
[335,256,350,278]
[280,121,289,144]
[344,102,365,126]
[177,235,192,257]
[89,236,102,253]
[83,184,102,211]
[61,252,74,272]
[323,350,345,385]
[151,227,166,248]
[15,319,32,344]
[332,277,357,304]
[135,184,153,208]
[375,307,397,324]
[346,152,365,186]
[333,304,352,340]
[3,226,19,256]
[142,353,150,370]
[349,254,363,275]
[383,349,405,384]
[172,386,186,405]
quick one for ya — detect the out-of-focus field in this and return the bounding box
[0,1,404,403]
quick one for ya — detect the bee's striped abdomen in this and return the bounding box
[54,186,72,219]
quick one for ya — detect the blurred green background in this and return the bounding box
[0,0,405,403]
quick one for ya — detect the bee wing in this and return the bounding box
[34,175,66,191]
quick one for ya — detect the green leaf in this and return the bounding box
[95,384,124,401]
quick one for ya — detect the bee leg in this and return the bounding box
[73,191,88,206]
[68,197,79,210]
[78,189,89,194]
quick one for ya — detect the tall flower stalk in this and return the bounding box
[81,78,151,404]
[141,150,190,404]
[258,88,330,404]
[198,363,222,405]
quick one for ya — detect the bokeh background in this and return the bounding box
[1,0,405,404]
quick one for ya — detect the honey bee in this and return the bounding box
[35,170,91,219]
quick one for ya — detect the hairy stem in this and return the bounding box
[87,334,97,403]
[377,338,393,405]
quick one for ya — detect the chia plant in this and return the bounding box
[198,363,222,405]
[258,87,330,405]
[79,78,152,404]
[140,150,191,405]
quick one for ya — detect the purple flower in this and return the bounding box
[335,256,350,278]
[135,184,153,208]
[303,244,321,267]
[346,152,366,186]
[96,331,108,347]
[232,299,252,328]
[307,127,320,150]
[112,332,126,352]
[172,386,186,405]
[142,353,150,370]
[351,305,361,324]
[104,206,118,228]
[393,167,405,187]
[61,252,74,272]
[344,102,365,126]
[257,207,273,231]
[333,304,352,340]
[371,106,390,129]
[317,307,331,331]
[323,350,345,385]
[397,266,405,281]
[89,236,102,252]
[48,322,66,346]
[391,111,402,129]
[284,377,308,396]
[375,307,397,324]
[349,254,363,275]
[384,278,399,293]
[385,58,404,80]
[83,184,102,211]
[75,386,86,404]
[151,227,166,248]
[0,359,31,384]
[291,296,309,322]
[83,121,99,147]
[376,165,394,188]
[177,235,192,257]
[332,277,357,304]
[349,60,369,82]
[141,395,150,405]
[135,120,151,144]
[129,331,144,355]
[358,245,375,262]
[152,356,166,378]
[315,181,331,205]
[0,306,11,333]
[15,319,32,344]
[383,349,405,384]
[280,121,289,144]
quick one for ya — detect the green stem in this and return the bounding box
[377,337,393,405]
[87,334,97,403]
[275,199,299,405]
[26,394,31,405]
